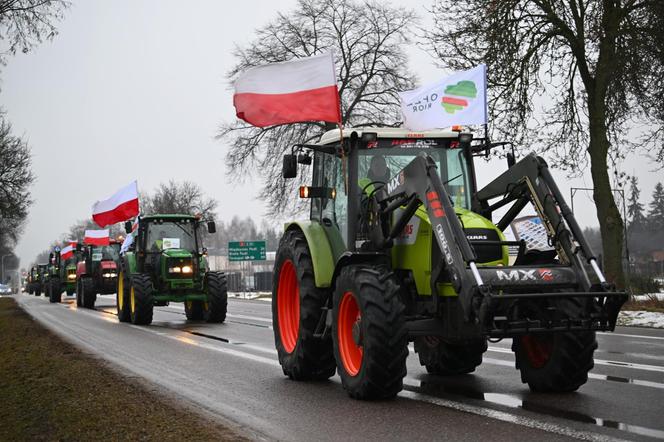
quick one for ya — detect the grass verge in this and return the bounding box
[0,297,248,441]
[622,295,664,313]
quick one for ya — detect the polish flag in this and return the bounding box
[84,229,110,246]
[92,181,139,228]
[61,245,74,261]
[233,52,342,127]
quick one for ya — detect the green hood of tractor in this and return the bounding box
[391,204,508,296]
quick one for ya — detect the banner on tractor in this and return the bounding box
[92,181,139,228]
[233,52,342,127]
[84,229,110,246]
[399,65,487,131]
[60,244,74,261]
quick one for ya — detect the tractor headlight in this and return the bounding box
[102,272,117,278]
[67,274,76,280]
[168,267,182,273]
[181,265,193,274]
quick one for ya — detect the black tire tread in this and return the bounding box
[205,272,228,323]
[414,338,487,375]
[82,277,96,309]
[333,265,408,400]
[273,229,336,381]
[130,274,154,325]
[512,298,597,392]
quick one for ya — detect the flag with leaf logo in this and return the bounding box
[399,65,487,131]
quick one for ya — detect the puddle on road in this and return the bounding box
[406,377,664,440]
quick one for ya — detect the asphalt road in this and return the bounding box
[11,292,664,441]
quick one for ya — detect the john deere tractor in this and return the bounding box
[272,128,626,400]
[45,249,79,303]
[117,214,227,325]
[26,265,46,296]
[75,240,121,309]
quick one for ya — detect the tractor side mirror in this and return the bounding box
[124,221,132,234]
[506,152,516,168]
[207,221,216,234]
[283,154,297,179]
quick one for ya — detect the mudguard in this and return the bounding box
[284,221,336,288]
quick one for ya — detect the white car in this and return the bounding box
[0,284,12,295]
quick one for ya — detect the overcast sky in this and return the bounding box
[2,0,661,267]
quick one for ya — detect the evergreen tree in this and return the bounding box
[627,176,646,229]
[648,183,664,231]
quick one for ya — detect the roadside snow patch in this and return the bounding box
[618,310,664,328]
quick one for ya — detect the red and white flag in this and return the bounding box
[92,181,139,228]
[61,245,74,261]
[233,52,342,127]
[84,229,110,246]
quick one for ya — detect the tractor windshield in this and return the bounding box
[146,220,197,252]
[358,143,471,209]
[91,245,120,261]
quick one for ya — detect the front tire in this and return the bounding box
[129,274,153,325]
[414,337,486,375]
[116,271,131,322]
[82,277,96,309]
[332,265,408,400]
[512,299,597,392]
[76,280,83,307]
[272,229,335,381]
[48,279,61,303]
[204,272,228,323]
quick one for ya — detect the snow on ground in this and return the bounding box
[632,293,664,301]
[618,310,664,328]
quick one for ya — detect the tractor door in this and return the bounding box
[311,150,348,250]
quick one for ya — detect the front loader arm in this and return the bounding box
[375,153,486,320]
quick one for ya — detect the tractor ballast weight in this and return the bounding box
[75,240,121,309]
[271,128,626,400]
[117,214,227,326]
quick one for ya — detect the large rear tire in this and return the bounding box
[82,277,96,309]
[48,279,61,303]
[272,229,335,381]
[414,337,487,375]
[116,271,131,322]
[129,274,153,325]
[204,272,227,323]
[332,265,408,400]
[512,298,597,392]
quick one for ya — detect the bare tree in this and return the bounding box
[218,0,417,214]
[425,0,664,287]
[142,180,218,220]
[0,0,68,68]
[0,114,34,250]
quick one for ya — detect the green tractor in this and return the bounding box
[26,265,46,296]
[117,214,227,325]
[272,128,626,400]
[45,248,79,303]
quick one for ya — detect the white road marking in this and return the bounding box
[599,332,664,341]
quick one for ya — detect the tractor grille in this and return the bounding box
[166,258,194,279]
[465,228,503,264]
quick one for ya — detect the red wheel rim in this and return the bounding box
[277,259,300,353]
[521,335,553,369]
[338,291,363,376]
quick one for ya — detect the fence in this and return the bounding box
[207,251,275,294]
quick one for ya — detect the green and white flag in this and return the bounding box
[399,65,487,131]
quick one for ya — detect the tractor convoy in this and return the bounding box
[24,127,626,402]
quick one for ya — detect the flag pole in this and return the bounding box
[339,123,348,194]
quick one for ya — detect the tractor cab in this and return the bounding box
[75,240,122,309]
